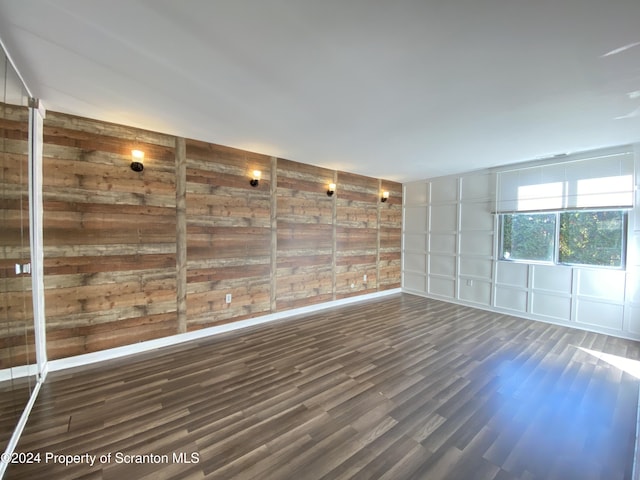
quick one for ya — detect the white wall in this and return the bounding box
[402,145,640,340]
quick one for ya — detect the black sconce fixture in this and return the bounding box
[327,183,336,197]
[250,170,261,187]
[131,149,144,172]
[381,191,389,202]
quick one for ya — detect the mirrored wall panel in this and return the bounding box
[0,46,35,454]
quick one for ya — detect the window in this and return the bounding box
[501,213,556,262]
[500,210,626,268]
[559,211,625,267]
[495,147,633,269]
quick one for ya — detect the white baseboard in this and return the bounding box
[0,364,38,383]
[46,289,401,373]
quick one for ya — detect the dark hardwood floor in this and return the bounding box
[5,293,640,479]
[0,377,34,452]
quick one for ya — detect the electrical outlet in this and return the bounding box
[225,293,232,303]
[363,274,367,282]
[466,279,473,287]
[351,283,355,289]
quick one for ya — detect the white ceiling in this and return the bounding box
[0,0,639,182]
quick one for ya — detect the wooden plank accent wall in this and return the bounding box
[379,181,402,290]
[42,112,177,360]
[175,137,187,333]
[0,104,34,368]
[185,140,272,329]
[32,111,401,360]
[269,157,278,312]
[276,159,336,311]
[335,172,380,299]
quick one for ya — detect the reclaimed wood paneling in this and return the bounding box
[270,157,278,312]
[335,172,380,299]
[0,104,34,368]
[175,137,187,333]
[42,112,177,360]
[32,112,402,360]
[379,182,402,290]
[276,159,336,310]
[185,139,272,329]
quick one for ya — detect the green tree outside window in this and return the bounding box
[502,213,556,262]
[500,210,625,268]
[559,211,624,267]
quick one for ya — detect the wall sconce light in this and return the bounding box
[131,149,144,172]
[381,191,390,202]
[250,170,261,187]
[327,183,336,197]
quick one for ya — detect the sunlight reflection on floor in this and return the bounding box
[577,347,640,379]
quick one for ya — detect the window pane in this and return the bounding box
[559,211,625,267]
[501,213,556,262]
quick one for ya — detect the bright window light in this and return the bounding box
[517,182,564,210]
[576,175,634,208]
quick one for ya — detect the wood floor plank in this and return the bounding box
[5,293,640,479]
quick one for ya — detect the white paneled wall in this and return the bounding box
[624,154,640,335]
[403,145,640,340]
[458,172,494,306]
[428,176,457,299]
[403,182,428,293]
[403,172,496,307]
